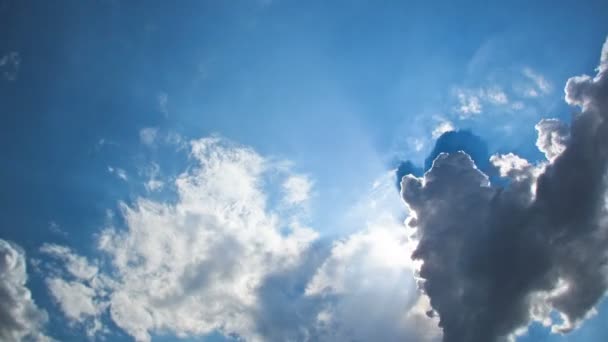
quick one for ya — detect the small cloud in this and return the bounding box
[165,131,188,150]
[406,137,425,152]
[282,175,312,205]
[139,127,158,146]
[107,166,128,181]
[157,92,169,117]
[0,51,20,81]
[455,90,482,117]
[485,87,508,105]
[523,88,540,98]
[0,240,51,340]
[432,121,455,139]
[511,101,525,110]
[143,163,164,192]
[49,221,68,237]
[523,67,552,95]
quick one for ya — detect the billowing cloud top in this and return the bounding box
[400,37,608,342]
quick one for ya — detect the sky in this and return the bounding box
[1,1,608,341]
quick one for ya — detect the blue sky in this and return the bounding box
[1,1,608,342]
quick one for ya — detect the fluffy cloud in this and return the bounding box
[304,173,439,342]
[46,279,99,324]
[43,146,440,341]
[535,118,569,162]
[282,175,312,205]
[40,244,98,281]
[0,239,51,341]
[40,244,107,337]
[456,89,483,117]
[432,121,455,139]
[255,172,440,342]
[454,87,510,118]
[305,215,439,342]
[44,137,318,342]
[400,37,608,342]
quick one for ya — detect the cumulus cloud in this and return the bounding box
[255,172,439,342]
[400,37,608,342]
[535,118,569,162]
[43,137,319,342]
[0,239,51,341]
[40,244,98,281]
[42,139,443,341]
[46,279,100,323]
[41,244,107,337]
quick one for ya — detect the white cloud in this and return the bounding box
[0,239,51,341]
[139,127,159,146]
[455,86,511,118]
[432,121,455,139]
[523,67,552,95]
[282,175,312,205]
[157,92,169,117]
[41,244,108,337]
[511,101,525,110]
[46,278,99,321]
[142,162,164,192]
[41,244,98,281]
[41,138,443,342]
[456,90,483,117]
[535,118,569,162]
[45,137,318,342]
[107,166,128,181]
[305,172,439,341]
[485,87,509,104]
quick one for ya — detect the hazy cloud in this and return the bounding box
[523,67,552,95]
[0,52,20,81]
[139,127,159,146]
[107,166,128,181]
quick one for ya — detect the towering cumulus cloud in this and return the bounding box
[400,37,608,342]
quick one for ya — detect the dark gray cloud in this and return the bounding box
[401,37,608,342]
